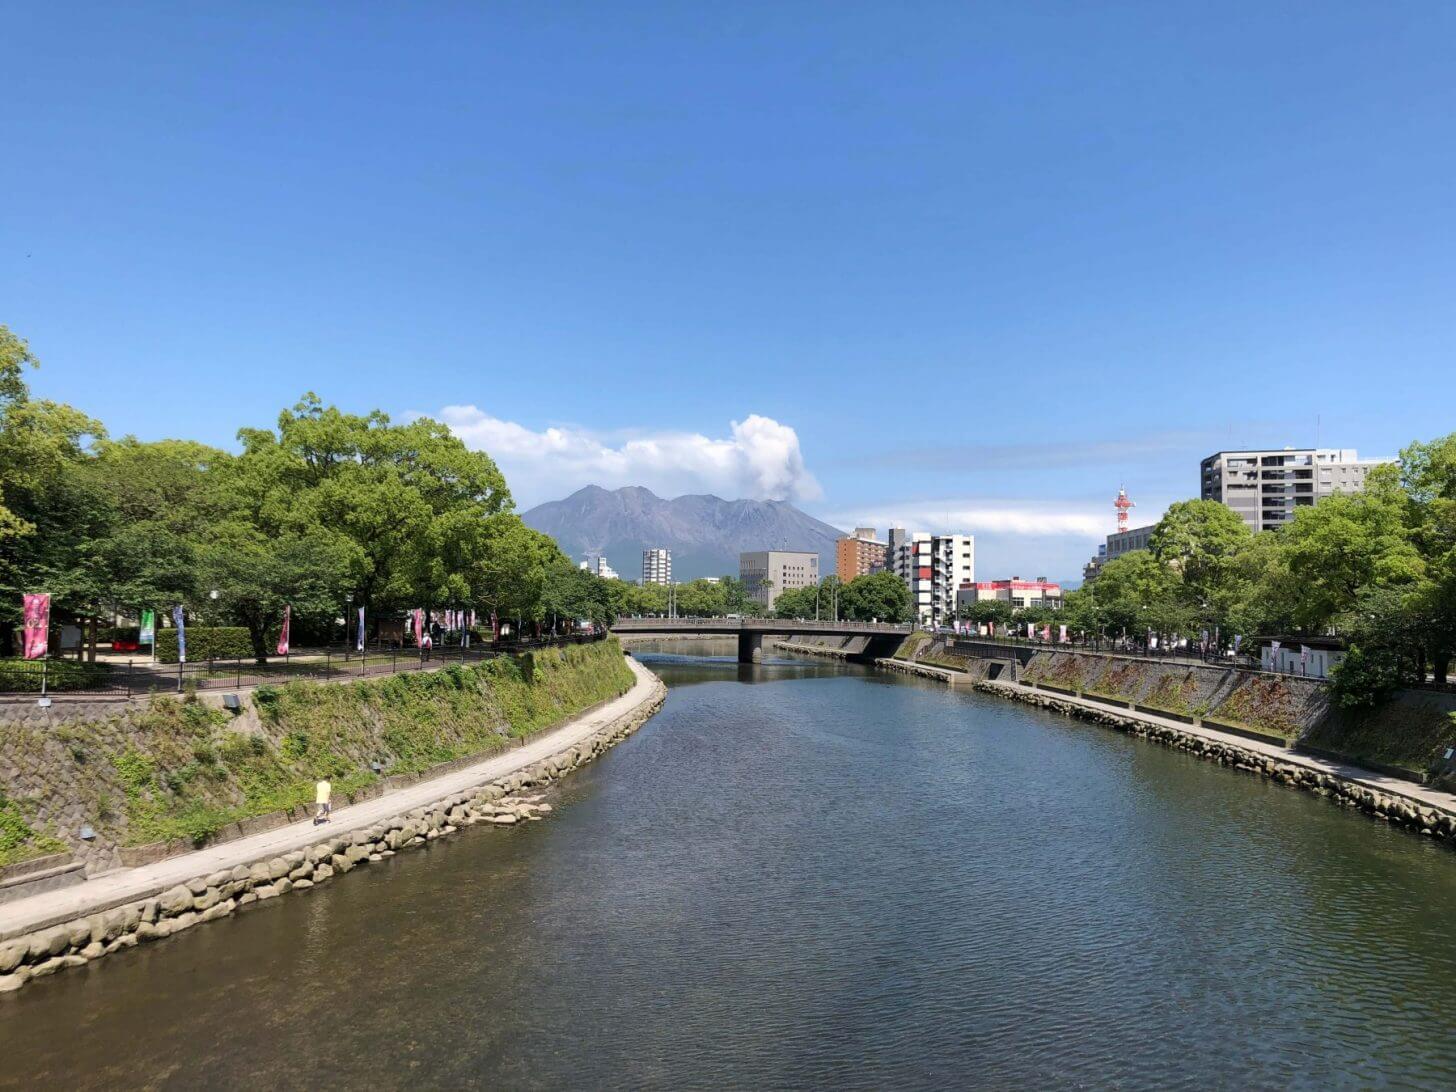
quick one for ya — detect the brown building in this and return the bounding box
[835,527,887,580]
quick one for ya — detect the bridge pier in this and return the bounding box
[737,632,763,664]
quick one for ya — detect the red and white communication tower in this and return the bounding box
[1114,486,1135,533]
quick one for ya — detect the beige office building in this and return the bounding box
[1200,448,1390,532]
[740,550,819,608]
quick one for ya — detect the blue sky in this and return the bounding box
[5,3,1454,580]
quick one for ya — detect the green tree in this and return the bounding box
[472,518,562,629]
[198,524,356,662]
[1083,550,1188,637]
[1329,587,1424,708]
[1397,434,1456,681]
[773,583,820,619]
[85,438,227,615]
[839,571,912,623]
[0,326,39,546]
[1279,470,1421,633]
[958,599,1015,627]
[0,385,112,652]
[1151,499,1253,627]
[232,394,512,618]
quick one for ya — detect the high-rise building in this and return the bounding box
[642,548,672,586]
[579,555,619,580]
[1200,448,1391,532]
[890,533,974,627]
[740,550,819,608]
[835,527,887,580]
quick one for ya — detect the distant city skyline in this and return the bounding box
[6,4,1451,579]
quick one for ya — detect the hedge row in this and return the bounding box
[154,627,265,664]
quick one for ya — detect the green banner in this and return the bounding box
[139,609,155,643]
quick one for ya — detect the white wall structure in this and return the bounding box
[642,548,672,586]
[890,532,974,627]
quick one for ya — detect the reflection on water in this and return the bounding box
[4,640,1456,1090]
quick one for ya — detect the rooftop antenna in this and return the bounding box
[1115,485,1135,534]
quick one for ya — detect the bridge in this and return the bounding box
[609,617,912,663]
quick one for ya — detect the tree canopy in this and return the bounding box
[0,327,618,660]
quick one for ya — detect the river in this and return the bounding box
[4,643,1456,1089]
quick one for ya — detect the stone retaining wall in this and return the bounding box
[0,674,667,994]
[772,638,855,660]
[875,658,971,684]
[979,680,1456,845]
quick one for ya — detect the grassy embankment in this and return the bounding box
[0,796,68,868]
[2,639,635,863]
[1303,698,1456,785]
[892,632,973,672]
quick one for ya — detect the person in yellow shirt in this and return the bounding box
[314,778,332,825]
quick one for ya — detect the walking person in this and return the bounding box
[421,630,433,662]
[314,777,332,825]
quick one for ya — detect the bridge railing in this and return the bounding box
[610,616,911,633]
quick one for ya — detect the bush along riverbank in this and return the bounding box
[0,663,666,994]
[0,640,636,871]
[981,680,1456,845]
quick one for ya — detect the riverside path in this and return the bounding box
[0,658,661,944]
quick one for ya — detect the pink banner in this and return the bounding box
[22,593,50,660]
[277,604,291,656]
[413,608,424,646]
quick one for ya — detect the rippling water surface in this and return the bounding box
[5,644,1456,1089]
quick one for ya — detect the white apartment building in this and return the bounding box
[890,533,974,627]
[1201,448,1391,532]
[642,548,672,586]
[579,555,619,580]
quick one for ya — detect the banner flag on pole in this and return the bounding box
[22,594,50,660]
[139,608,156,644]
[413,608,424,646]
[1059,624,1068,643]
[277,604,291,656]
[173,605,187,664]
[357,606,365,652]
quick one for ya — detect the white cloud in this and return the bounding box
[435,406,822,507]
[826,499,1113,538]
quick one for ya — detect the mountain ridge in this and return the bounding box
[521,485,846,581]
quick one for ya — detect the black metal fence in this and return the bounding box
[947,635,1276,674]
[0,632,607,701]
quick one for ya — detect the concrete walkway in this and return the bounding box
[0,657,662,943]
[999,680,1456,817]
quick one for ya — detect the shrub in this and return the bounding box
[114,748,157,794]
[153,627,260,664]
[0,792,67,867]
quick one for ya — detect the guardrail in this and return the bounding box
[944,635,1334,678]
[0,632,606,701]
[612,617,912,633]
